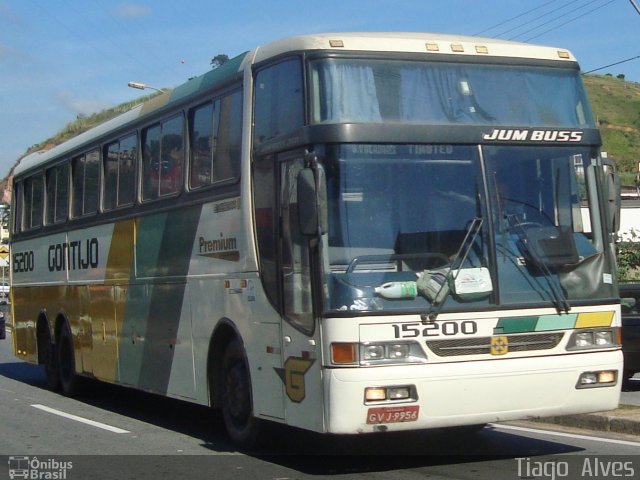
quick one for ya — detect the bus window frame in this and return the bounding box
[71,148,101,220]
[20,173,45,232]
[252,55,305,149]
[102,133,138,213]
[45,161,70,226]
[140,113,185,204]
[187,88,243,193]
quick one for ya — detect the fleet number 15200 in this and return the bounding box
[392,321,478,338]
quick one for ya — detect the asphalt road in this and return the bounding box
[0,330,639,480]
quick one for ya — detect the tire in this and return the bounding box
[220,339,261,448]
[57,324,81,396]
[39,326,60,391]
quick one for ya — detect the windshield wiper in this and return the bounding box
[508,217,571,313]
[420,217,483,322]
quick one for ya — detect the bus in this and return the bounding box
[10,32,623,446]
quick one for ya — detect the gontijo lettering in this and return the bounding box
[48,238,99,272]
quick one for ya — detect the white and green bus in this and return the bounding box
[11,32,623,446]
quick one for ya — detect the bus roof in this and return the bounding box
[14,32,577,177]
[250,32,577,64]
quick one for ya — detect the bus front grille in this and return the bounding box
[426,332,564,357]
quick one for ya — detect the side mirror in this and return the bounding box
[606,172,621,234]
[297,167,327,236]
[602,161,621,235]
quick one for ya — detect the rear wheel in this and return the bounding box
[38,322,60,391]
[220,339,261,448]
[57,323,81,396]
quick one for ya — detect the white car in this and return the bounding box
[0,281,9,304]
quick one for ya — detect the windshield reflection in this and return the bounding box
[321,144,614,314]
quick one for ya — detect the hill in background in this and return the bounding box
[584,74,640,184]
[2,73,639,198]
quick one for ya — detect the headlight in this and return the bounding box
[566,328,620,351]
[595,330,613,346]
[360,342,427,366]
[365,385,416,402]
[331,341,427,366]
[576,370,618,389]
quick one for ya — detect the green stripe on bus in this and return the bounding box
[117,205,203,394]
[535,314,577,331]
[495,316,539,334]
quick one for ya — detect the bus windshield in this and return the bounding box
[322,144,613,313]
[310,58,595,127]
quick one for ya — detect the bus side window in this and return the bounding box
[45,163,69,224]
[23,174,44,230]
[142,116,184,201]
[104,141,120,210]
[159,115,184,197]
[189,90,241,190]
[189,102,214,189]
[118,134,137,206]
[71,150,99,218]
[214,90,242,182]
[142,125,162,200]
[13,181,23,234]
[104,134,137,210]
[253,58,304,147]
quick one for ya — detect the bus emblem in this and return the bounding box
[275,357,315,403]
[491,336,509,355]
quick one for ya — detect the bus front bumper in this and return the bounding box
[323,350,622,434]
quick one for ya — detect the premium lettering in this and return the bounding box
[198,235,240,262]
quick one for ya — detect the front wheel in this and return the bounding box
[220,339,261,448]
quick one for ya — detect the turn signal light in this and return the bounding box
[331,343,357,364]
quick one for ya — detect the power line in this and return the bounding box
[473,0,559,36]
[492,0,581,39]
[582,54,640,74]
[522,0,618,41]
[508,0,600,41]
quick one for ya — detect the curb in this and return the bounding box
[532,406,640,436]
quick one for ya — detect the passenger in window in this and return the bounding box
[191,137,211,188]
[161,134,184,195]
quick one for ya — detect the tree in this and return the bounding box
[211,54,229,69]
[617,73,626,80]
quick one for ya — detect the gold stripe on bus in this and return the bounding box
[574,311,614,328]
[93,219,137,382]
[105,219,136,283]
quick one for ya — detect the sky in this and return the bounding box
[1,0,639,178]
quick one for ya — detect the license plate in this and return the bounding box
[366,405,420,424]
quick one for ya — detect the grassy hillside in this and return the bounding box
[583,74,640,184]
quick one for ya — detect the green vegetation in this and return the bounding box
[583,74,640,178]
[618,241,640,281]
[18,93,160,163]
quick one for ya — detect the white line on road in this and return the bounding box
[491,423,640,447]
[31,404,130,434]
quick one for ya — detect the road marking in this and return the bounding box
[491,423,640,447]
[31,404,130,434]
